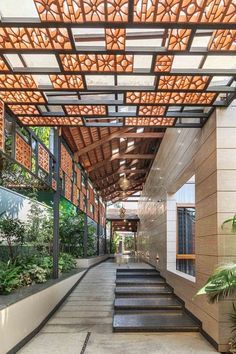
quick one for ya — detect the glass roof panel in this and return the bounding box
[0,0,39,19]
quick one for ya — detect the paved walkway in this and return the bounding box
[19,258,216,354]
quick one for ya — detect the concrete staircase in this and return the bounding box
[113,268,200,332]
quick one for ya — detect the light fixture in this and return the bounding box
[119,173,130,190]
[137,127,144,133]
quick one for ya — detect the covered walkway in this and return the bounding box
[19,259,215,354]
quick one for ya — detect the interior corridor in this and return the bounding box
[18,259,216,354]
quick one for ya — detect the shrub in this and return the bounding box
[0,262,21,294]
[59,253,76,273]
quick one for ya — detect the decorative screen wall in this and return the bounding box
[0,0,234,129]
[0,99,4,151]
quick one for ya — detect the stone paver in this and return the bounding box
[18,259,217,354]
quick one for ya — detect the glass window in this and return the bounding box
[177,206,195,276]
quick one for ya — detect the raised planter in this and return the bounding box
[76,254,109,268]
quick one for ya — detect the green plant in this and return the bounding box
[59,253,76,273]
[0,262,21,294]
[0,216,26,261]
[111,231,120,253]
[196,263,236,303]
[222,214,236,233]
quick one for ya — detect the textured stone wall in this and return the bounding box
[138,106,236,352]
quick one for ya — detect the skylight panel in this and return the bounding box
[203,56,236,69]
[172,56,203,69]
[0,0,39,19]
[117,75,155,87]
[133,55,153,70]
[22,54,59,68]
[86,75,114,87]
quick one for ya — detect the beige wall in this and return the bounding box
[0,270,86,354]
[138,106,236,352]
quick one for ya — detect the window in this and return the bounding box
[177,205,195,276]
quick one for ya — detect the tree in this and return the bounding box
[0,216,25,261]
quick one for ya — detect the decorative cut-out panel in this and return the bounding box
[0,91,44,103]
[72,183,79,206]
[61,144,73,179]
[201,0,230,23]
[0,27,71,50]
[154,55,173,72]
[105,28,126,50]
[38,143,50,173]
[126,91,216,104]
[167,29,192,50]
[178,0,205,22]
[18,116,83,126]
[52,178,57,191]
[125,117,175,126]
[50,75,84,89]
[208,30,236,50]
[138,106,166,116]
[75,165,82,188]
[35,0,129,22]
[0,57,9,71]
[60,54,133,72]
[15,133,32,170]
[64,174,72,201]
[65,105,106,115]
[0,100,4,151]
[158,76,210,90]
[8,105,39,115]
[0,75,37,89]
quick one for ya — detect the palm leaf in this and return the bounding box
[222,214,236,233]
[196,263,236,303]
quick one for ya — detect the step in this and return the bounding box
[113,311,199,332]
[116,272,160,277]
[117,268,157,273]
[116,277,165,286]
[114,297,182,310]
[115,286,172,297]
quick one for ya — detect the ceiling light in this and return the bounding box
[137,127,144,133]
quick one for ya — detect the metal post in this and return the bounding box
[104,221,107,254]
[110,221,113,254]
[83,212,88,257]
[97,221,100,256]
[53,128,61,279]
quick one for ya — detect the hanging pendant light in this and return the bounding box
[119,173,130,190]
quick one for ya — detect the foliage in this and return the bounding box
[31,127,51,149]
[124,235,134,251]
[59,253,76,272]
[0,216,26,261]
[196,263,236,303]
[0,252,76,295]
[222,214,236,234]
[25,192,53,252]
[59,209,97,257]
[0,262,21,294]
[111,231,120,253]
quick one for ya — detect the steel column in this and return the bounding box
[52,128,61,279]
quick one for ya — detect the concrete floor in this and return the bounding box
[18,258,217,354]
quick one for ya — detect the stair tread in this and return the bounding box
[115,297,182,309]
[113,312,199,331]
[117,268,157,272]
[116,278,165,285]
[115,286,172,294]
[117,272,160,277]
